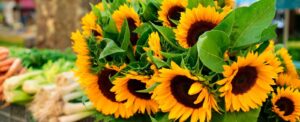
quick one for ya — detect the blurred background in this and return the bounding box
[0,0,299,62]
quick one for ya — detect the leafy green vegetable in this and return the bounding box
[9,48,76,69]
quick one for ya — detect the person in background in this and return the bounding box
[17,0,34,26]
[3,0,16,27]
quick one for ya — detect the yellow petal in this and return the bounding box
[188,82,203,95]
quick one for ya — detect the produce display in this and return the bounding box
[0,46,95,122]
[71,0,300,122]
[0,47,25,100]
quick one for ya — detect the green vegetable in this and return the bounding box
[4,89,33,104]
[9,48,76,69]
[3,71,42,91]
[59,111,96,122]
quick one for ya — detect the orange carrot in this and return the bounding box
[18,68,27,74]
[5,59,21,77]
[0,58,14,67]
[0,53,8,61]
[0,65,10,72]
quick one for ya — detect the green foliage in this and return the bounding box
[150,23,185,51]
[215,0,276,48]
[255,41,270,54]
[109,0,127,12]
[212,108,261,122]
[118,20,136,62]
[141,1,160,22]
[99,38,125,59]
[147,51,169,68]
[188,0,215,8]
[197,30,230,73]
[261,24,277,41]
[10,48,76,69]
[103,17,119,41]
[137,82,160,93]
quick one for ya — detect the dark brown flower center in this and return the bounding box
[98,68,118,102]
[231,66,258,95]
[91,29,102,37]
[275,97,295,116]
[167,6,185,27]
[127,18,138,45]
[127,79,152,100]
[170,75,204,108]
[187,21,216,47]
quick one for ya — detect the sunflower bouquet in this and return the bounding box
[71,0,300,122]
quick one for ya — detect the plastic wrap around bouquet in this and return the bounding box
[71,0,300,122]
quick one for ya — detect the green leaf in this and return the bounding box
[137,82,160,93]
[110,0,127,11]
[99,39,125,59]
[134,23,152,35]
[147,51,169,68]
[153,112,170,122]
[142,1,160,21]
[104,18,119,34]
[197,30,230,73]
[261,24,277,41]
[150,23,185,51]
[186,45,199,68]
[103,17,119,40]
[118,20,136,62]
[255,40,270,54]
[223,108,261,122]
[161,52,186,59]
[187,0,215,8]
[91,4,101,17]
[149,115,158,122]
[136,29,153,55]
[168,18,179,26]
[275,44,284,52]
[119,20,131,50]
[215,0,276,48]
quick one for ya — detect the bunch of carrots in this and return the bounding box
[0,47,25,99]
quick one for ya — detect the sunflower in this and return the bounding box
[95,2,105,11]
[261,51,283,76]
[217,52,277,112]
[272,87,300,122]
[153,62,219,122]
[277,48,299,78]
[71,32,134,118]
[111,71,159,114]
[79,65,135,118]
[265,40,275,52]
[174,5,227,48]
[143,32,163,59]
[112,4,141,46]
[276,73,300,89]
[71,31,91,74]
[81,12,103,40]
[158,0,187,27]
